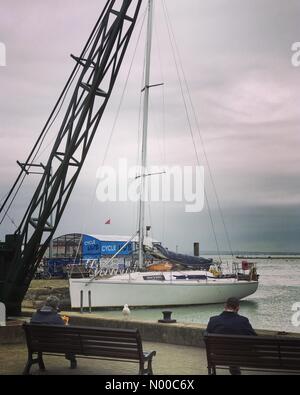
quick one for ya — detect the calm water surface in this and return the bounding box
[96,258,300,333]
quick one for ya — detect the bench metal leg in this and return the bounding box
[23,353,34,375]
[23,361,33,375]
[229,366,241,375]
[208,366,216,375]
[65,353,77,369]
[139,363,145,375]
[23,351,46,375]
[147,358,154,375]
[38,352,46,371]
[139,358,154,375]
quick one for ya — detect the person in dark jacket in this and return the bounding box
[30,296,77,369]
[31,296,65,326]
[206,297,256,375]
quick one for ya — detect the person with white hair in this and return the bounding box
[31,296,65,326]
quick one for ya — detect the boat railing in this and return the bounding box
[232,261,259,282]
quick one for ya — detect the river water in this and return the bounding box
[96,257,300,334]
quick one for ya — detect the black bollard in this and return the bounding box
[158,311,177,324]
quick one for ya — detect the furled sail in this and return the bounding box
[147,243,213,270]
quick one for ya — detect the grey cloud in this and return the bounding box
[0,0,300,252]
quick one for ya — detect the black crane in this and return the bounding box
[0,0,142,316]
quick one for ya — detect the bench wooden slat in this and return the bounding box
[32,345,83,354]
[82,339,139,347]
[28,329,138,338]
[210,357,283,367]
[82,348,140,359]
[29,334,139,347]
[80,335,139,344]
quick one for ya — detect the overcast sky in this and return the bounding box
[0,0,300,254]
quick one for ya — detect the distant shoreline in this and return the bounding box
[235,256,300,260]
[199,252,300,257]
[185,252,300,260]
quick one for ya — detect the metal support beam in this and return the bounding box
[0,0,142,316]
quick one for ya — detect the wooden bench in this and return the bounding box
[204,333,300,375]
[22,323,156,375]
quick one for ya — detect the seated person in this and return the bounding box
[206,297,256,375]
[31,295,76,369]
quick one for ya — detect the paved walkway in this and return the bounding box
[0,341,209,376]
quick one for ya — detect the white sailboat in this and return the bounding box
[69,0,258,309]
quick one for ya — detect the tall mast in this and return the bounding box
[138,0,154,269]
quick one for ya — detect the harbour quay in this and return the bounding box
[1,310,299,376]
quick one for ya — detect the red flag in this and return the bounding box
[105,219,111,225]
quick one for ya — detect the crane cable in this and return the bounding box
[162,1,222,262]
[162,1,235,259]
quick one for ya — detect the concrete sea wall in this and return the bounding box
[23,286,70,310]
[2,308,298,347]
[0,321,25,344]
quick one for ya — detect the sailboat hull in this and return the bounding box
[69,277,258,308]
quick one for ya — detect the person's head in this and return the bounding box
[224,297,240,313]
[45,295,60,311]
